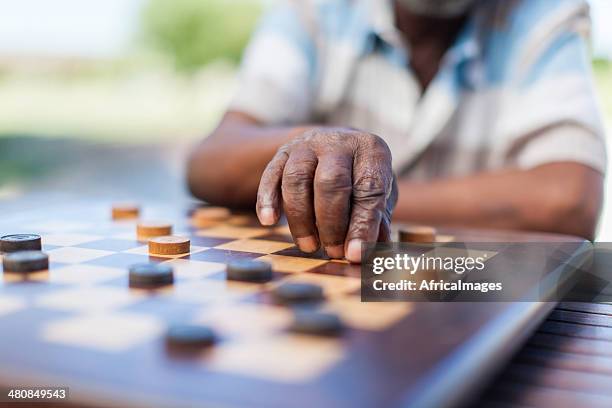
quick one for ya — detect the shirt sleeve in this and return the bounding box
[229,2,318,125]
[496,0,607,174]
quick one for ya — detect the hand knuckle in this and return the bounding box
[316,170,352,193]
[302,129,322,142]
[283,168,313,192]
[354,174,387,196]
[264,161,281,177]
[349,209,381,233]
[360,133,391,155]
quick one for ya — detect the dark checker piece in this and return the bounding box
[129,263,174,288]
[290,311,344,336]
[226,260,273,282]
[272,282,324,304]
[0,234,42,253]
[166,324,216,349]
[2,251,49,273]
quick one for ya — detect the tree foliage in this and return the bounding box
[142,0,262,72]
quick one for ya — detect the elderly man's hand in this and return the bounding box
[256,128,397,263]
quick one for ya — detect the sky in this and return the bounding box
[0,0,611,59]
[0,0,146,58]
[590,0,612,58]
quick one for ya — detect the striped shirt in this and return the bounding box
[230,0,607,178]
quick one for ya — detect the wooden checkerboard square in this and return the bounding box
[47,247,114,264]
[162,259,226,281]
[206,334,344,383]
[195,304,292,338]
[43,233,104,247]
[276,273,361,298]
[324,296,413,331]
[42,313,164,352]
[0,296,25,317]
[196,226,271,239]
[48,264,125,285]
[215,239,295,254]
[35,286,144,312]
[256,254,328,273]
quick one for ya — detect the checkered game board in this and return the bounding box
[0,201,587,408]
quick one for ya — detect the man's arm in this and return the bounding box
[395,163,604,240]
[189,113,603,242]
[187,112,313,208]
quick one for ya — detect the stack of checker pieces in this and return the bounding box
[1,234,48,273]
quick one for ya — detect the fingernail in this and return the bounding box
[296,236,319,253]
[325,245,344,259]
[259,207,276,226]
[346,240,363,263]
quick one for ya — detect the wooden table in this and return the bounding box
[473,248,612,408]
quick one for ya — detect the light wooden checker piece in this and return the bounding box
[192,207,232,221]
[148,236,190,256]
[191,207,232,228]
[137,222,173,240]
[111,203,140,220]
[398,225,455,243]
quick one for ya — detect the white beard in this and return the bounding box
[397,0,477,17]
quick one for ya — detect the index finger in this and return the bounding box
[256,149,289,226]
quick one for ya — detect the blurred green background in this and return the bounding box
[0,0,611,236]
[142,0,261,72]
[0,0,263,147]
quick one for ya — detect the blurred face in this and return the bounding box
[397,0,477,18]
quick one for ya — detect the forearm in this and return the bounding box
[394,163,603,239]
[187,112,312,207]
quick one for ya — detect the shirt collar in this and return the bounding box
[362,0,482,65]
[363,0,403,48]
